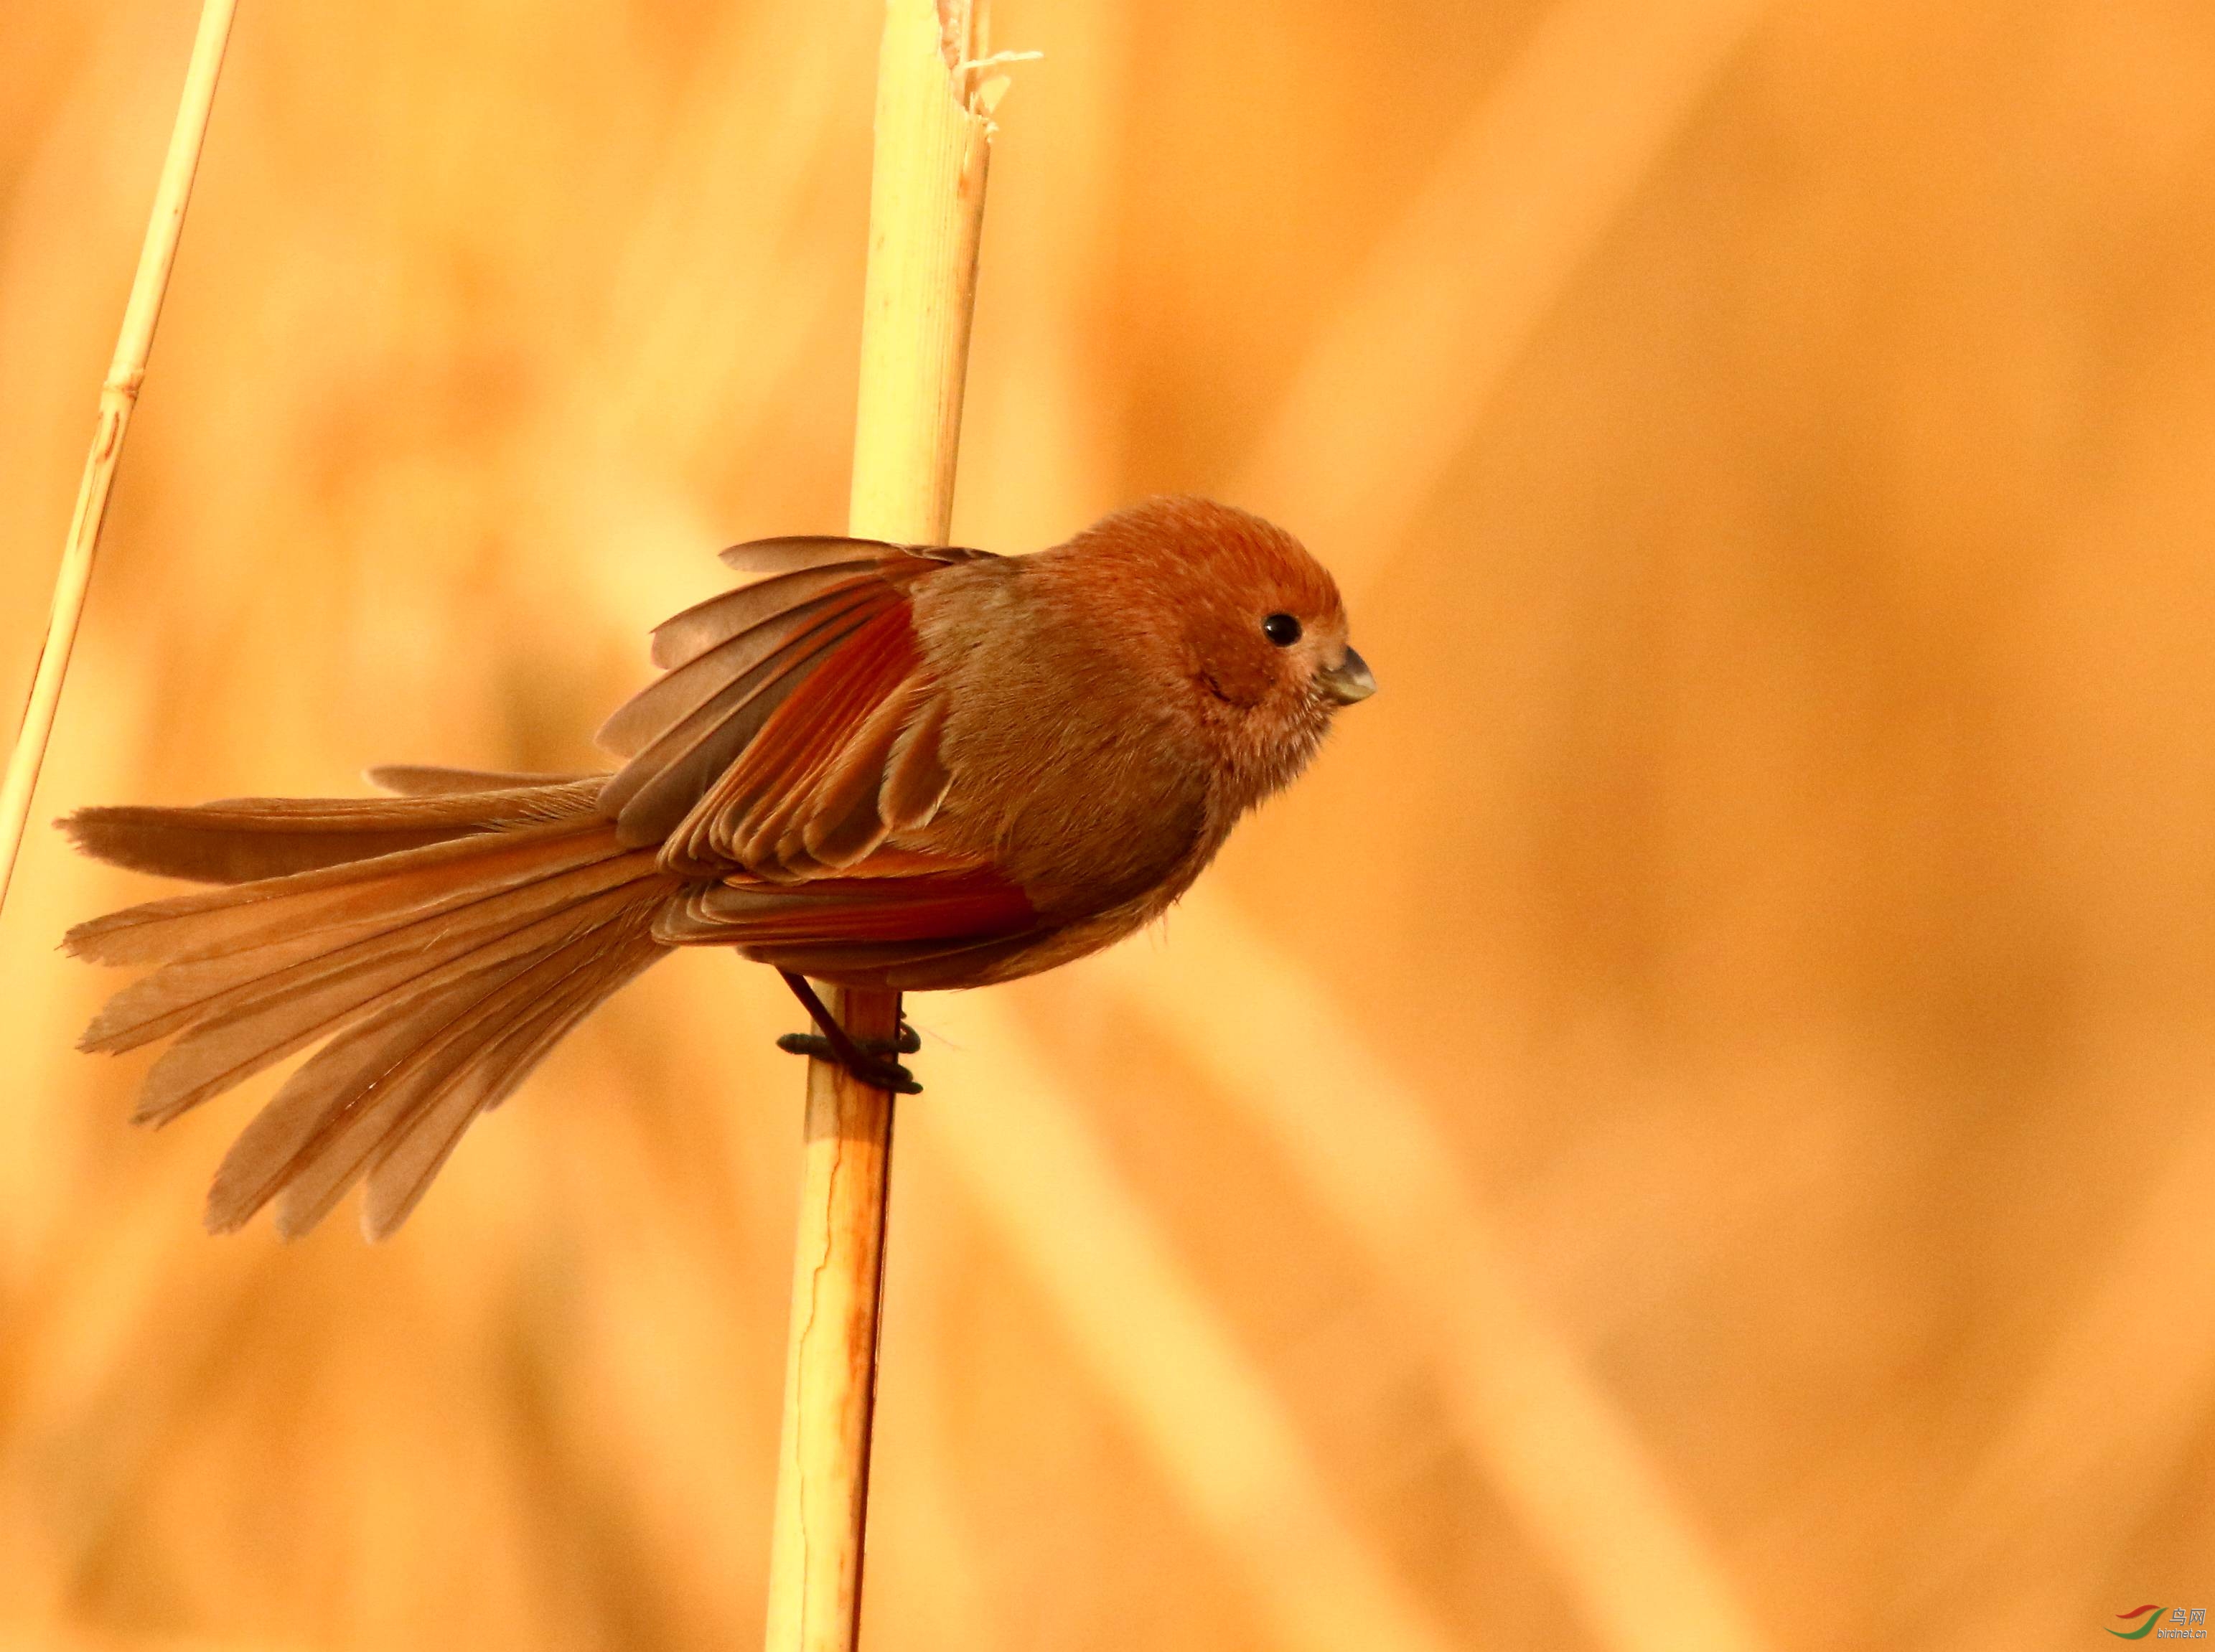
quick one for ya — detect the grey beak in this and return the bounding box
[1319,646,1376,705]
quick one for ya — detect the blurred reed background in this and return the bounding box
[4,1,2213,1648]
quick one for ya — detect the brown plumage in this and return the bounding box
[62,497,1376,1239]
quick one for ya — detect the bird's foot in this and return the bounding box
[774,1024,922,1060]
[774,1026,922,1093]
[774,971,924,1094]
[774,1031,922,1094]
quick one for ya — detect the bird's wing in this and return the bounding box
[652,859,1043,988]
[596,536,995,881]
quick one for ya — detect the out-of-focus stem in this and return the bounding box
[0,0,238,916]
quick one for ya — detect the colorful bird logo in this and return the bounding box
[2109,1606,2165,1639]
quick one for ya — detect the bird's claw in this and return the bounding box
[858,1055,924,1096]
[773,970,924,1094]
[774,1023,921,1058]
[775,1024,924,1094]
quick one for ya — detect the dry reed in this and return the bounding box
[0,0,234,913]
[764,3,1001,1648]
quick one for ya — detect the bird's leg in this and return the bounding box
[774,970,922,1094]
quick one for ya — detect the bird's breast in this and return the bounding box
[912,565,1222,921]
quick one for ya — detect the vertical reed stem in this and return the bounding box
[0,0,238,916]
[763,4,996,1648]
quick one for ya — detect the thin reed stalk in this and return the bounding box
[0,0,236,916]
[762,4,1000,1648]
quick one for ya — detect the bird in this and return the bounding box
[60,496,1376,1240]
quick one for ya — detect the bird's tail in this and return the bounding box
[61,772,677,1239]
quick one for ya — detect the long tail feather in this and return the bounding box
[79,837,652,1053]
[209,901,661,1238]
[129,867,660,1127]
[209,940,563,1234]
[61,779,605,883]
[67,781,679,1236]
[365,765,598,797]
[64,784,613,967]
[360,919,660,1239]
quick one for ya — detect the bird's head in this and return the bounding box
[1059,496,1375,810]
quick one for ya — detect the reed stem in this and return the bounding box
[762,4,998,1648]
[0,0,238,916]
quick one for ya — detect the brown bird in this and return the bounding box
[62,497,1375,1239]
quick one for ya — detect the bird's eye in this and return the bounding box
[1263,613,1302,647]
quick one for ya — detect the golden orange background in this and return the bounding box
[4,1,2212,1648]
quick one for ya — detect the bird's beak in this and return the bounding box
[1319,647,1376,705]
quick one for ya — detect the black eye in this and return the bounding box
[1262,612,1301,647]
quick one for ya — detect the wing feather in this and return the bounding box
[601,596,893,850]
[717,534,906,578]
[599,582,889,762]
[600,539,1000,885]
[764,931,1048,990]
[650,865,1039,991]
[647,562,886,672]
[670,605,919,869]
[879,693,954,830]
